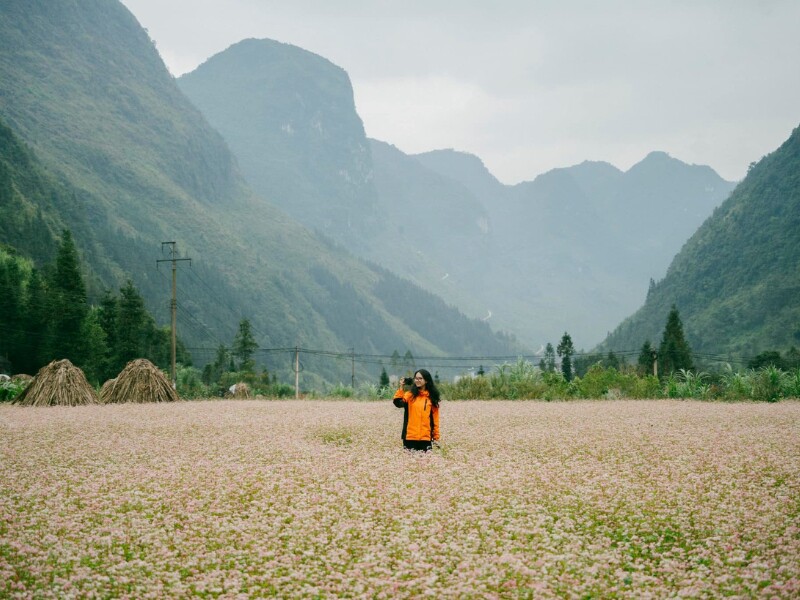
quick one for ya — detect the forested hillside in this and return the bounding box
[0,0,523,384]
[598,125,800,362]
[0,120,62,265]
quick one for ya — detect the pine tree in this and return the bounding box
[48,230,88,363]
[403,350,416,372]
[659,305,694,375]
[81,308,109,385]
[379,367,390,388]
[637,340,656,375]
[0,257,24,369]
[557,332,575,381]
[19,268,48,374]
[116,280,148,370]
[96,290,118,379]
[203,344,230,388]
[97,290,118,356]
[542,343,556,373]
[232,318,258,373]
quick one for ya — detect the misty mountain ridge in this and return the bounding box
[178,38,736,348]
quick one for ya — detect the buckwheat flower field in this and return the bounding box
[1,400,799,598]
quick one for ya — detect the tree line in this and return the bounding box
[4,231,797,400]
[0,231,188,384]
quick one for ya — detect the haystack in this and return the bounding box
[232,382,251,399]
[101,359,180,404]
[15,359,100,407]
[100,377,116,398]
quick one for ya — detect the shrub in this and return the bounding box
[720,367,751,401]
[785,369,800,399]
[442,375,493,400]
[0,379,27,402]
[751,366,787,403]
[327,383,353,398]
[574,364,618,399]
[176,365,210,399]
[270,383,296,398]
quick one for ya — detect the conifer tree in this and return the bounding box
[48,230,88,363]
[81,307,110,384]
[97,290,118,356]
[541,343,556,373]
[605,350,620,370]
[557,332,575,381]
[19,268,49,374]
[659,305,694,375]
[0,257,24,369]
[403,350,416,372]
[232,318,258,373]
[116,280,148,370]
[212,344,230,378]
[638,340,656,375]
[379,367,390,388]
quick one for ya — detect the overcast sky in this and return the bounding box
[120,0,800,184]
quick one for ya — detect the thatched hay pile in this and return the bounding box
[232,382,251,398]
[224,382,251,399]
[100,359,179,404]
[15,360,100,407]
[100,377,116,398]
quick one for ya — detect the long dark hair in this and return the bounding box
[412,369,440,407]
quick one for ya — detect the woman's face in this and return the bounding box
[413,372,426,389]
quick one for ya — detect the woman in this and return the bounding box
[393,369,441,451]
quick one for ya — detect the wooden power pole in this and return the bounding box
[157,242,191,388]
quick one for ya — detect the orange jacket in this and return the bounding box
[393,387,440,441]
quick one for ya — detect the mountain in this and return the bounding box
[0,0,523,383]
[597,126,800,360]
[175,37,736,349]
[177,38,379,253]
[413,149,507,204]
[415,149,736,344]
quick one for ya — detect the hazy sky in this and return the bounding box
[120,0,800,184]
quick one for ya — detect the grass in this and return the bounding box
[1,399,798,598]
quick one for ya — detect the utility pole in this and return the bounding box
[157,242,191,388]
[294,346,300,399]
[351,347,355,389]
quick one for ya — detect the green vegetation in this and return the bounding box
[658,305,694,374]
[600,125,800,363]
[439,359,799,402]
[556,332,575,381]
[232,318,258,373]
